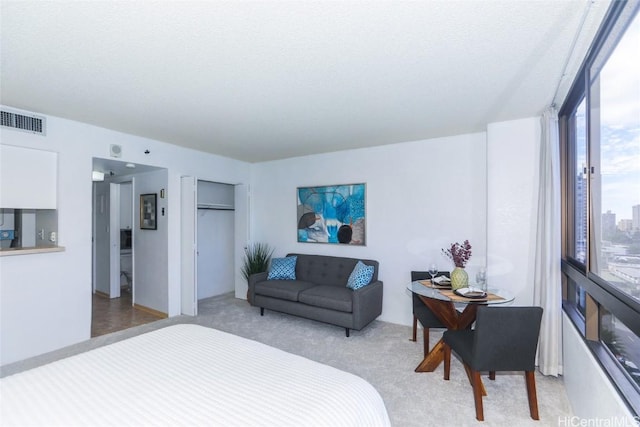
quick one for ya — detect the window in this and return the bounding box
[574,97,588,265]
[560,0,640,414]
[589,10,640,301]
[601,306,640,391]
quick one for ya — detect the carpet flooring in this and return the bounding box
[1,293,572,426]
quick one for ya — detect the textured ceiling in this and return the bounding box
[0,1,610,163]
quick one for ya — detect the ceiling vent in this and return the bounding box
[1,109,46,135]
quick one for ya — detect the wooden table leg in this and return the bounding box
[415,339,445,372]
[463,363,487,396]
[411,293,488,397]
[414,299,479,372]
[410,316,417,342]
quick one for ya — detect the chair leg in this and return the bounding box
[260,307,264,316]
[443,344,451,380]
[423,328,430,357]
[471,369,484,421]
[411,316,417,342]
[525,371,539,420]
[489,371,496,380]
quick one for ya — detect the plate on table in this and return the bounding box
[454,287,487,299]
[432,276,451,287]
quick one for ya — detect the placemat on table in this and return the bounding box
[438,289,504,302]
[418,280,452,289]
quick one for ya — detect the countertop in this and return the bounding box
[0,246,66,256]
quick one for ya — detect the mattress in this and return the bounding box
[0,324,390,426]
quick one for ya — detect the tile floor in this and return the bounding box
[91,290,163,337]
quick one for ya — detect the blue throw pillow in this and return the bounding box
[347,261,374,290]
[267,256,297,280]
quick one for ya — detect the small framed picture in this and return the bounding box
[140,193,157,230]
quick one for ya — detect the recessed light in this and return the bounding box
[125,163,136,168]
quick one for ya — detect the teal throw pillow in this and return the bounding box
[267,256,297,280]
[347,261,374,290]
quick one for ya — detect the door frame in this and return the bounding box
[108,182,121,298]
[180,176,197,315]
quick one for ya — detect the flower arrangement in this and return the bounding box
[442,240,472,268]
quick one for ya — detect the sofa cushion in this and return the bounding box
[299,285,353,313]
[287,254,379,286]
[346,261,375,290]
[254,280,316,302]
[267,256,297,280]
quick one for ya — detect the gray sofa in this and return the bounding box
[248,253,383,337]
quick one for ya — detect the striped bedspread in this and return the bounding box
[0,324,390,426]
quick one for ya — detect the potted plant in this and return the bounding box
[442,240,472,290]
[242,242,274,303]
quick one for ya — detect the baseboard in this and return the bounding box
[133,303,168,318]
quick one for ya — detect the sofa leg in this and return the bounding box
[260,307,264,316]
[345,328,350,337]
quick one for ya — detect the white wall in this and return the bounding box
[249,116,543,325]
[0,105,250,365]
[563,313,636,422]
[250,132,488,326]
[487,117,540,306]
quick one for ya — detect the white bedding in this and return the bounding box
[0,324,390,426]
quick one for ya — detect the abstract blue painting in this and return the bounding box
[297,183,366,245]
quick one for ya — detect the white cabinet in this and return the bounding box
[0,145,57,209]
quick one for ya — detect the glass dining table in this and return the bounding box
[407,280,514,373]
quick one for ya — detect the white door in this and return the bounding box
[180,176,197,315]
[109,183,121,299]
[93,182,110,295]
[92,182,121,298]
[234,183,249,299]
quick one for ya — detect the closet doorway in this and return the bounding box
[180,177,240,315]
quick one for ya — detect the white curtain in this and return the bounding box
[533,107,563,376]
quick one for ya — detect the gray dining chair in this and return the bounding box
[411,270,449,356]
[442,305,543,421]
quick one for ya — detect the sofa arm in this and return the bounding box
[248,271,269,305]
[351,280,383,330]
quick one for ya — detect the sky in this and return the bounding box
[596,12,639,221]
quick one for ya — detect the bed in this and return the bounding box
[0,324,390,426]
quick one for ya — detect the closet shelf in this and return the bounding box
[197,203,234,210]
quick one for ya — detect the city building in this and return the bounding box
[619,219,633,232]
[602,210,617,239]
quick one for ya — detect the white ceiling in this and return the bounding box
[0,1,610,163]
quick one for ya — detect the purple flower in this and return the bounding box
[442,240,472,268]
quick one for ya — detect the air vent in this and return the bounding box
[1,109,46,135]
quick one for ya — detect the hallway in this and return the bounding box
[91,290,163,337]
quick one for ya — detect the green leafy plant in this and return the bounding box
[241,242,274,282]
